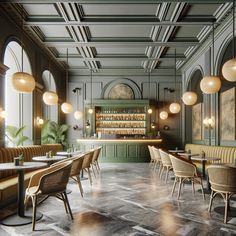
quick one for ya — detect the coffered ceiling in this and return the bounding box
[0,1,233,75]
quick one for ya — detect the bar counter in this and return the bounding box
[77,138,162,163]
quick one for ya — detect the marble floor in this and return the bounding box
[0,163,236,236]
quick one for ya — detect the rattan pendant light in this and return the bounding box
[169,49,181,114]
[11,5,35,93]
[200,23,221,94]
[61,48,73,114]
[42,63,58,105]
[147,72,152,114]
[88,69,93,114]
[74,88,82,120]
[160,88,168,120]
[222,0,236,81]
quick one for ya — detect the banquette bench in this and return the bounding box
[185,144,236,172]
[0,144,63,208]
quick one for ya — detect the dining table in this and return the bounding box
[0,161,47,226]
[168,149,185,153]
[32,155,67,165]
[56,150,82,157]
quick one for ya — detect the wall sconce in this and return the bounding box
[36,117,44,126]
[203,117,214,128]
[0,108,7,119]
[151,121,156,129]
[86,120,90,129]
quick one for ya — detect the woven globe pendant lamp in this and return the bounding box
[169,49,181,113]
[200,22,221,94]
[222,0,236,82]
[11,6,35,93]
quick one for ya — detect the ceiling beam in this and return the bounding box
[44,41,198,47]
[57,56,186,62]
[25,18,216,26]
[4,0,230,4]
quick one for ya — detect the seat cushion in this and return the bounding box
[0,170,40,202]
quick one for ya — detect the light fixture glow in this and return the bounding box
[169,102,181,114]
[147,108,152,114]
[43,91,58,105]
[222,58,236,81]
[182,91,197,105]
[74,110,83,120]
[61,102,73,114]
[11,72,35,93]
[160,111,168,120]
[200,23,221,94]
[88,108,93,114]
[200,76,221,94]
[36,116,44,126]
[0,108,7,119]
[203,117,215,128]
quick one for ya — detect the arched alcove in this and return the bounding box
[42,70,58,123]
[216,37,236,145]
[102,78,141,99]
[185,67,203,143]
[3,40,33,146]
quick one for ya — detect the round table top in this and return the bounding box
[32,155,67,162]
[56,151,82,156]
[190,156,221,162]
[0,162,47,171]
[168,150,185,153]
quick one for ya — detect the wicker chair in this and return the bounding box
[208,165,236,223]
[91,146,102,177]
[152,146,162,172]
[51,154,85,197]
[148,145,155,168]
[82,150,95,186]
[159,149,173,182]
[69,154,85,197]
[25,160,73,231]
[169,154,205,200]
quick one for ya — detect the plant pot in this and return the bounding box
[19,160,24,166]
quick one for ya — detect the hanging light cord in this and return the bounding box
[148,71,151,100]
[163,89,165,110]
[76,89,79,110]
[212,22,215,75]
[21,4,24,72]
[90,69,93,108]
[233,0,235,58]
[174,48,177,102]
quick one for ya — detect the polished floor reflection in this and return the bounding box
[0,163,236,235]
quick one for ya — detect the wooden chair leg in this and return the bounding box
[87,168,93,186]
[171,177,178,196]
[96,161,100,171]
[32,195,37,231]
[91,165,97,178]
[63,192,73,220]
[224,193,229,224]
[76,175,84,197]
[192,179,195,197]
[165,168,169,183]
[208,190,214,212]
[61,193,69,214]
[200,179,205,200]
[177,178,183,200]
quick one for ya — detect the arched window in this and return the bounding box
[42,70,58,122]
[3,41,33,146]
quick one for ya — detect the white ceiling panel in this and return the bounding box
[82,4,159,16]
[23,4,58,16]
[89,25,152,38]
[39,25,70,38]
[96,47,146,55]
